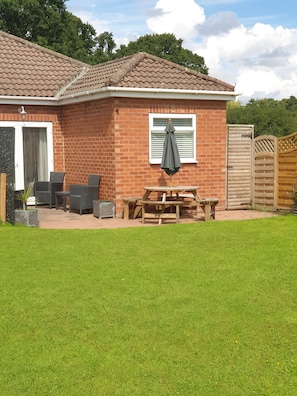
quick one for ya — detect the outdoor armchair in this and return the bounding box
[35,171,65,208]
[69,174,101,215]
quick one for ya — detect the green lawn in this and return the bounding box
[1,215,297,395]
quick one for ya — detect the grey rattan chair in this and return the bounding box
[69,174,101,215]
[35,172,65,209]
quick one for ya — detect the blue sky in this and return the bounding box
[67,0,297,101]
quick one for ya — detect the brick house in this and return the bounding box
[0,30,237,217]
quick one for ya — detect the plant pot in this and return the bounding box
[15,209,39,227]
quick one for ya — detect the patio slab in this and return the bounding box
[37,206,277,230]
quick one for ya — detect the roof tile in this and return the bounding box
[61,52,234,97]
[0,31,87,97]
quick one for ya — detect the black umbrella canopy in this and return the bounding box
[161,120,181,185]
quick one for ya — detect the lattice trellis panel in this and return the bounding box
[254,136,275,154]
[278,132,297,153]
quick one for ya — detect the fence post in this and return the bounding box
[0,173,6,222]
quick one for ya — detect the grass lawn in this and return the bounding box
[1,215,297,395]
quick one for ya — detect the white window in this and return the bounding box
[149,114,196,164]
[0,121,53,190]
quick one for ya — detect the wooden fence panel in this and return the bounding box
[277,132,297,209]
[253,136,277,210]
[253,132,297,211]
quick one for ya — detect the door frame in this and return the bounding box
[0,121,53,190]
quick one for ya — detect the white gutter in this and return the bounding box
[0,86,240,106]
[0,96,59,106]
[58,86,239,105]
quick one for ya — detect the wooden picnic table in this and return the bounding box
[143,185,201,202]
[123,186,218,222]
[141,186,201,224]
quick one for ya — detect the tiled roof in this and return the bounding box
[0,31,87,97]
[0,30,235,101]
[61,52,234,98]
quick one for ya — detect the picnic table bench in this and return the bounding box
[141,200,185,225]
[123,197,142,220]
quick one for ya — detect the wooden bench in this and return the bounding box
[199,198,219,220]
[123,197,143,220]
[141,200,185,225]
[176,194,219,221]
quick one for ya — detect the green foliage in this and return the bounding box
[227,97,297,137]
[1,216,297,394]
[0,0,68,47]
[91,31,117,65]
[114,33,208,74]
[15,183,34,210]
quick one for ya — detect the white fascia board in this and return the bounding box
[58,87,239,105]
[0,87,239,107]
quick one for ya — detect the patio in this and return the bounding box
[38,206,277,229]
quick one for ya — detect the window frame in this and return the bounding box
[149,113,196,164]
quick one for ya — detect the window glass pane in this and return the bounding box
[151,131,194,160]
[151,132,166,159]
[153,118,192,127]
[23,127,48,186]
[175,132,194,158]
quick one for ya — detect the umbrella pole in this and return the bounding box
[170,174,172,187]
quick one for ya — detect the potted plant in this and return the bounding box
[15,182,39,227]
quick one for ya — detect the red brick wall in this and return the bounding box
[62,99,116,199]
[1,98,227,216]
[62,97,227,216]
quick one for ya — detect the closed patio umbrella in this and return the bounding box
[161,119,181,186]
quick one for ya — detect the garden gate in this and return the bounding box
[226,125,254,209]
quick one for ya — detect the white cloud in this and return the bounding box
[196,11,240,36]
[147,0,205,40]
[192,21,297,99]
[236,69,297,101]
[74,11,111,33]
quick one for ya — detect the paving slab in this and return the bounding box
[37,206,277,230]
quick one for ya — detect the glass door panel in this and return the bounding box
[23,127,48,186]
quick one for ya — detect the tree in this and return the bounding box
[227,98,297,137]
[0,0,68,47]
[91,31,117,64]
[114,33,208,74]
[57,14,97,62]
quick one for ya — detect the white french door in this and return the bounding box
[0,121,53,190]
